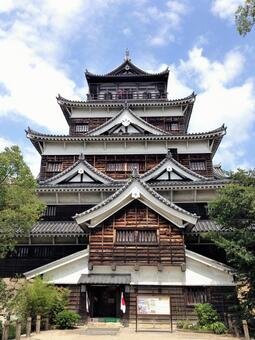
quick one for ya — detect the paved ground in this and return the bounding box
[23,327,243,340]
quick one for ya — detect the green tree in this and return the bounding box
[208,169,255,319]
[235,0,255,36]
[15,277,70,320]
[0,146,44,258]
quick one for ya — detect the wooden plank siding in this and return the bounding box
[89,202,185,266]
[60,284,237,323]
[69,117,110,135]
[39,153,213,181]
[125,285,237,324]
[143,116,185,134]
[68,116,185,136]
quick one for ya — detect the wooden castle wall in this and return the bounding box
[68,116,186,135]
[89,201,185,266]
[39,154,213,181]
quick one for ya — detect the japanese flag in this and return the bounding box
[86,291,89,313]
[120,292,126,314]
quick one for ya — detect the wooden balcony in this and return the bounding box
[87,91,168,101]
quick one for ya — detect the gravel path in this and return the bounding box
[24,327,242,340]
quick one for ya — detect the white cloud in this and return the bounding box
[0,0,119,175]
[23,146,41,178]
[168,47,255,170]
[134,0,188,46]
[0,136,13,150]
[0,0,116,133]
[211,0,243,20]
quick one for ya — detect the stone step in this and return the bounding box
[87,321,123,329]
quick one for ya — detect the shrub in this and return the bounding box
[195,303,219,326]
[49,287,70,324]
[15,277,70,321]
[210,321,227,334]
[55,310,80,329]
[176,320,184,328]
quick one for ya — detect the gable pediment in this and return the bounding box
[142,153,208,182]
[40,156,115,185]
[86,108,167,136]
[75,173,198,229]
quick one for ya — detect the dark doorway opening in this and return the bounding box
[90,285,120,318]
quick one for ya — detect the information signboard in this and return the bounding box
[137,295,170,315]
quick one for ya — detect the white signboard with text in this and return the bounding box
[137,295,170,315]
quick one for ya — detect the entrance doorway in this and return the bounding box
[90,285,120,318]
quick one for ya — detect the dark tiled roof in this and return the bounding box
[78,274,131,284]
[85,107,169,136]
[192,220,222,233]
[57,93,196,108]
[141,152,208,181]
[213,164,227,179]
[17,221,85,237]
[26,125,226,142]
[75,174,198,222]
[39,157,115,185]
[85,59,169,78]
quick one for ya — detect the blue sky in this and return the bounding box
[0,0,254,175]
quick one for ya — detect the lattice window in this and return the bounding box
[137,230,157,243]
[165,122,179,131]
[126,162,140,171]
[116,230,135,243]
[43,206,56,217]
[170,123,179,131]
[186,288,208,305]
[116,229,157,244]
[106,162,144,172]
[190,161,206,171]
[47,162,62,172]
[75,124,88,133]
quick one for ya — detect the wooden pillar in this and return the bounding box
[26,317,32,337]
[36,315,41,334]
[2,321,9,340]
[45,317,49,330]
[242,320,250,340]
[15,319,21,340]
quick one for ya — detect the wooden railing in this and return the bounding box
[87,91,168,101]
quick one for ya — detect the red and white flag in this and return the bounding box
[120,292,126,314]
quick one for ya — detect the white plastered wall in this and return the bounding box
[42,253,234,287]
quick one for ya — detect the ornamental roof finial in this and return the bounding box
[131,167,139,179]
[124,48,131,61]
[79,153,85,161]
[166,149,173,159]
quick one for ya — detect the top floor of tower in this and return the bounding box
[85,50,169,102]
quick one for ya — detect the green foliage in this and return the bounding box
[15,277,70,321]
[177,304,227,334]
[235,0,255,36]
[0,146,45,258]
[195,303,219,326]
[209,321,227,334]
[0,278,21,318]
[208,169,255,320]
[55,310,80,329]
[49,287,70,324]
